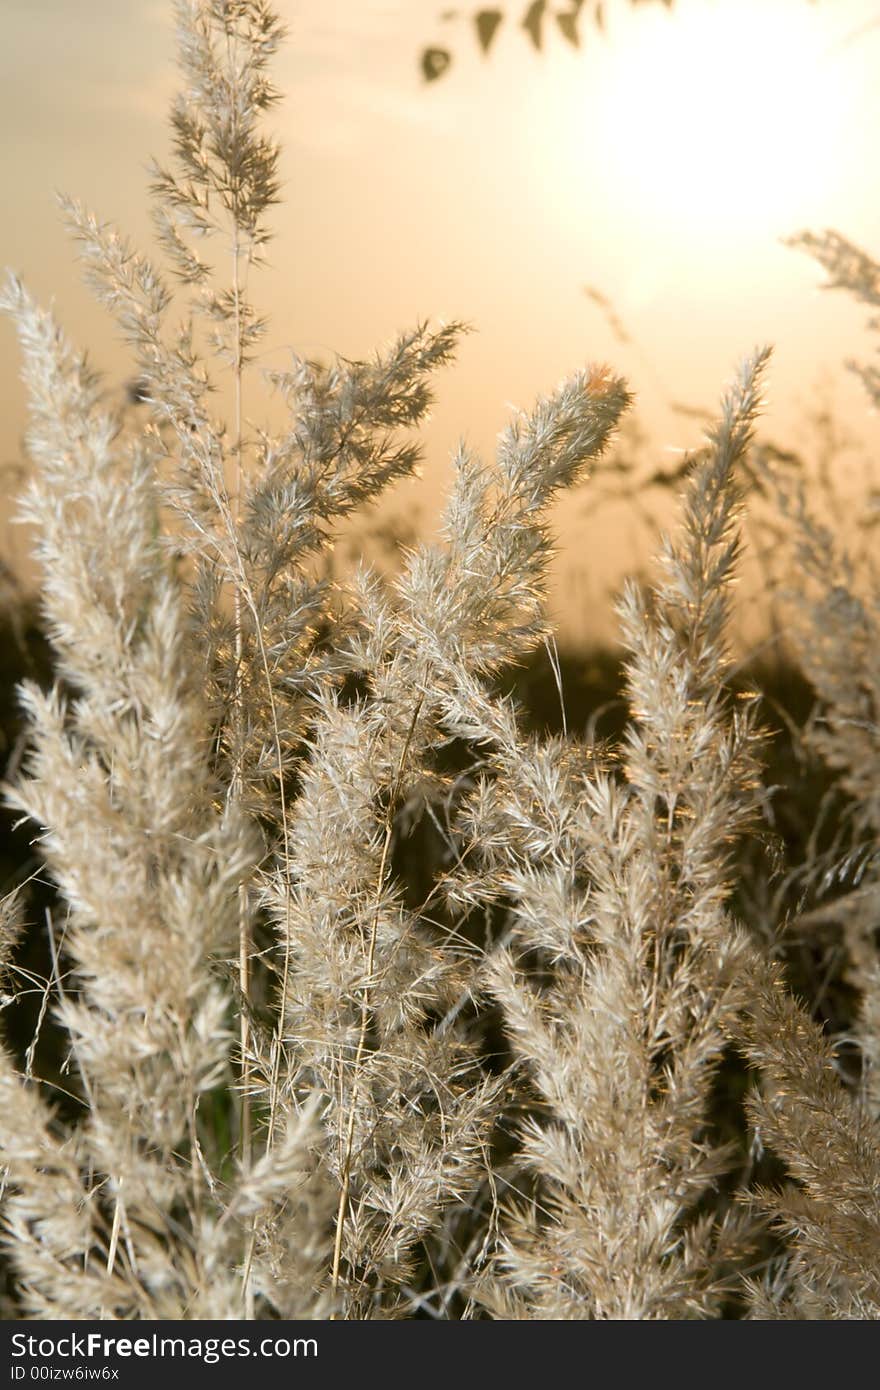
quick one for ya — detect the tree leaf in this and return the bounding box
[556,9,581,47]
[521,0,545,50]
[421,46,453,81]
[475,8,504,54]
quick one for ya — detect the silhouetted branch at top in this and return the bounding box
[419,0,822,82]
[420,0,671,81]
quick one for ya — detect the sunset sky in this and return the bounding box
[3,0,879,644]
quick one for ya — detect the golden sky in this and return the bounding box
[2,0,879,644]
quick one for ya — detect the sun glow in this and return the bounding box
[546,0,857,250]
